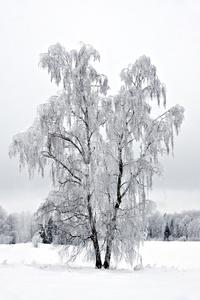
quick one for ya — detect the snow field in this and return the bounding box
[0,242,200,300]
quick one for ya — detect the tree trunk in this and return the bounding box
[87,194,102,269]
[92,232,102,269]
[103,215,117,269]
[103,150,123,269]
[84,110,102,268]
[103,235,113,269]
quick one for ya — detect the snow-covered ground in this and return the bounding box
[0,242,200,300]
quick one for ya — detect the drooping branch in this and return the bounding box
[41,150,82,183]
[52,132,84,157]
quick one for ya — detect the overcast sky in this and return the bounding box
[0,0,200,214]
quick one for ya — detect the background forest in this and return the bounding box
[1,205,200,244]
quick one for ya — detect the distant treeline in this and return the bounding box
[1,205,200,244]
[0,205,63,245]
[147,210,200,241]
[0,206,36,244]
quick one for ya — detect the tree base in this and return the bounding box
[103,261,110,269]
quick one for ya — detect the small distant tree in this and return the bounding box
[9,231,19,244]
[164,223,171,241]
[188,218,200,241]
[6,214,18,243]
[0,206,10,244]
[147,211,165,240]
[39,217,57,244]
[169,218,174,237]
[17,211,36,243]
[173,218,182,239]
[10,43,184,269]
[46,217,53,243]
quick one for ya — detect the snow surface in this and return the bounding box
[0,242,200,300]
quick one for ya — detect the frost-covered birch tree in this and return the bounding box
[100,56,184,268]
[9,43,184,269]
[10,43,109,268]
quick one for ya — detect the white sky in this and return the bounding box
[0,0,200,214]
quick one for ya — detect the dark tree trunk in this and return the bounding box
[103,150,123,269]
[93,234,102,269]
[103,216,116,269]
[103,235,113,269]
[87,194,102,269]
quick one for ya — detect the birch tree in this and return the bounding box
[10,42,109,268]
[9,43,184,269]
[101,56,184,268]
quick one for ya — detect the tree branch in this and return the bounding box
[42,150,81,182]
